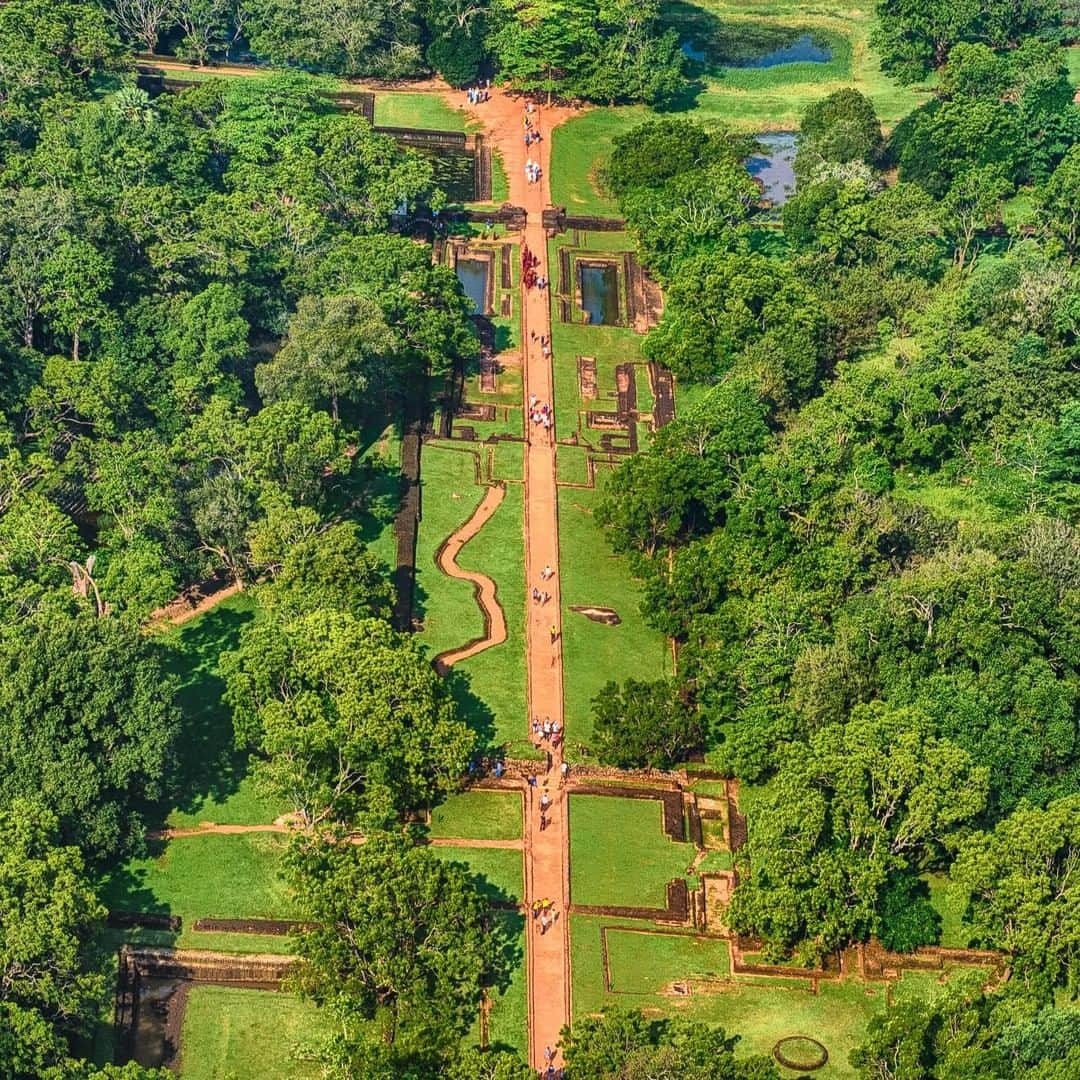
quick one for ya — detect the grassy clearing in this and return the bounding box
[416,446,490,653]
[352,415,404,573]
[492,439,525,483]
[102,925,292,955]
[483,911,528,1055]
[428,790,523,841]
[153,595,286,830]
[606,926,731,992]
[374,91,470,131]
[570,913,884,1078]
[429,845,523,903]
[99,833,298,927]
[452,475,526,739]
[550,0,929,216]
[925,873,971,949]
[413,445,529,754]
[179,986,331,1080]
[569,795,694,908]
[558,485,671,751]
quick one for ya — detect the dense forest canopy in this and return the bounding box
[2,0,1080,1076]
[594,37,1080,997]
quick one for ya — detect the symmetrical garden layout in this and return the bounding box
[97,6,1014,1075]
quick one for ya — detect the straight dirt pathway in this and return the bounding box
[456,86,577,1074]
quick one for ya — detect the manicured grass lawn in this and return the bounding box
[416,445,529,755]
[492,439,525,483]
[605,926,731,992]
[474,910,528,1056]
[550,0,929,216]
[429,790,523,841]
[99,834,298,927]
[429,845,523,903]
[558,486,671,752]
[352,415,404,574]
[179,986,331,1080]
[452,479,528,754]
[154,595,286,830]
[102,926,293,955]
[569,795,693,908]
[571,913,885,1078]
[374,91,470,132]
[415,446,491,655]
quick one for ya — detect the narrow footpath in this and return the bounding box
[457,87,576,1073]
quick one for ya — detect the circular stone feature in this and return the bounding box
[773,1036,828,1072]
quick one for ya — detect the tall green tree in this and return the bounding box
[952,795,1080,995]
[0,0,126,144]
[0,613,180,861]
[0,801,107,1079]
[562,1008,780,1079]
[287,831,498,1052]
[255,293,399,421]
[224,611,474,827]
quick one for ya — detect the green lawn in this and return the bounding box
[154,595,286,829]
[925,873,971,949]
[571,913,885,1078]
[569,795,693,908]
[558,486,672,752]
[99,834,298,930]
[374,91,470,131]
[550,0,929,216]
[605,926,731,992]
[474,911,528,1056]
[429,790,523,841]
[429,845,524,903]
[415,444,529,755]
[179,986,331,1080]
[546,232,650,440]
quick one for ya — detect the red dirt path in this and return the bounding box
[452,85,578,1072]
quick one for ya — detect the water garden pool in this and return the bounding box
[456,258,490,315]
[731,34,831,68]
[580,264,620,326]
[680,29,833,69]
[413,145,476,204]
[746,133,797,207]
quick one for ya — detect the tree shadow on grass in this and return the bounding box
[152,606,256,825]
[442,665,498,758]
[96,836,177,928]
[486,909,525,1013]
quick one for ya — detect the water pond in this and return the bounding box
[680,30,832,69]
[580,264,620,326]
[456,258,489,315]
[412,145,476,203]
[746,132,797,207]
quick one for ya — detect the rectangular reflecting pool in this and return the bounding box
[456,258,489,315]
[580,264,620,326]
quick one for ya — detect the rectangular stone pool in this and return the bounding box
[456,258,490,315]
[580,264,620,326]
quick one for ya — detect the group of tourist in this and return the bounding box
[465,83,491,105]
[525,158,543,184]
[531,714,563,747]
[529,393,553,433]
[531,895,559,935]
